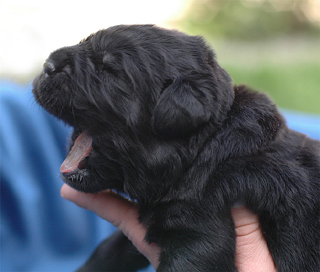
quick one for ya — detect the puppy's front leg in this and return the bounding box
[76,230,149,272]
[147,208,237,272]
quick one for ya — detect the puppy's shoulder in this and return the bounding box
[219,85,285,149]
[228,84,284,128]
[232,85,276,111]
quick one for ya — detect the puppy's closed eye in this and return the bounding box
[102,53,117,65]
[102,53,119,73]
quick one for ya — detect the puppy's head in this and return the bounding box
[33,25,234,196]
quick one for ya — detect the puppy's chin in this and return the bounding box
[61,160,104,193]
[61,159,108,193]
[61,169,94,192]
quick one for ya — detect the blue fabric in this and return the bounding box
[280,109,320,140]
[0,82,112,271]
[1,81,319,272]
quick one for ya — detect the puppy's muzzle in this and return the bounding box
[43,61,56,76]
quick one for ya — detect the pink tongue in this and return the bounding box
[60,131,93,174]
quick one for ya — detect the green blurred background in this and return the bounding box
[176,0,320,114]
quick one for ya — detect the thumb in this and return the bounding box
[231,206,277,272]
[60,184,160,268]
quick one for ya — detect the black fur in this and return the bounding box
[33,25,320,271]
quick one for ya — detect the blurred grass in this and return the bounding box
[207,38,320,115]
[225,61,320,114]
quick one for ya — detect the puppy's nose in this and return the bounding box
[43,61,56,75]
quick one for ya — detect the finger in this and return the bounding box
[61,184,134,226]
[60,184,160,268]
[231,206,277,272]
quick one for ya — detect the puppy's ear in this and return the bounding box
[151,77,211,138]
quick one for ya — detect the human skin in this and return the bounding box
[61,184,277,271]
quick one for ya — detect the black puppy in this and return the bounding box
[33,25,319,272]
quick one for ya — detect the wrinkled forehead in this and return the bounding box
[81,25,193,53]
[81,25,148,51]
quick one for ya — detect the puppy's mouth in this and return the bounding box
[60,131,93,182]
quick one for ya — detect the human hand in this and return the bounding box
[61,184,277,271]
[61,185,160,268]
[231,206,277,272]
